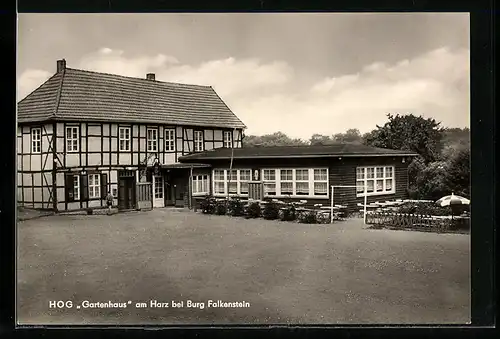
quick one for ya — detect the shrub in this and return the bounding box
[395,202,454,216]
[281,205,297,221]
[214,199,228,215]
[199,195,216,214]
[228,197,245,217]
[262,201,280,220]
[246,202,261,219]
[298,210,317,224]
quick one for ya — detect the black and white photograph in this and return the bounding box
[16,13,471,325]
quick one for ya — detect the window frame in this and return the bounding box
[261,168,329,198]
[212,168,252,197]
[31,127,41,154]
[66,126,79,153]
[223,131,233,148]
[119,127,131,152]
[165,128,175,152]
[192,174,210,195]
[356,165,396,197]
[194,130,204,152]
[74,175,80,201]
[147,128,158,152]
[88,173,101,199]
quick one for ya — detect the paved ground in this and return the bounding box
[17,208,470,325]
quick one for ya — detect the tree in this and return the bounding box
[363,113,444,163]
[443,147,470,198]
[332,128,362,144]
[309,134,335,145]
[243,132,307,147]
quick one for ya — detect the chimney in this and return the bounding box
[57,59,66,73]
[146,73,155,81]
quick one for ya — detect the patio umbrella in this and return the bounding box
[435,193,470,220]
[436,193,470,207]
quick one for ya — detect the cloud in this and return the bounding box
[78,47,179,78]
[235,46,470,138]
[17,46,469,140]
[17,69,52,101]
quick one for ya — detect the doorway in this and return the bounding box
[153,175,165,208]
[118,170,136,210]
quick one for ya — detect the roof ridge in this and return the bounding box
[65,67,213,88]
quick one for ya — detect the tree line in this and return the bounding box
[242,114,470,200]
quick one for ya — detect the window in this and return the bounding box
[313,169,328,196]
[194,130,204,152]
[212,169,252,196]
[260,168,329,198]
[356,166,395,196]
[147,128,158,152]
[239,169,251,194]
[192,175,209,195]
[223,131,232,148]
[295,169,309,195]
[88,174,100,198]
[280,169,293,195]
[119,127,131,151]
[74,175,80,201]
[66,126,79,152]
[165,129,175,151]
[263,169,276,196]
[31,128,41,153]
[213,169,225,194]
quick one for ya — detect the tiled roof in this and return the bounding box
[18,67,246,129]
[179,144,418,161]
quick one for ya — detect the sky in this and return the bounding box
[17,13,470,140]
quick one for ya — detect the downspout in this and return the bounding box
[227,128,236,200]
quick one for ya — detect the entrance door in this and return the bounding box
[118,176,136,210]
[153,175,165,208]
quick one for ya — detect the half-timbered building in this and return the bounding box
[17,59,245,211]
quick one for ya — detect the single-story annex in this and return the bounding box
[17,59,418,213]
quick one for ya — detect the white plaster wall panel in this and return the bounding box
[165,153,175,164]
[33,172,41,186]
[22,135,30,153]
[214,141,223,149]
[102,138,109,152]
[139,125,146,137]
[214,130,223,140]
[57,123,64,136]
[23,156,31,171]
[87,137,101,152]
[56,173,65,187]
[24,188,32,201]
[111,138,117,153]
[67,202,80,210]
[88,153,101,166]
[87,126,100,136]
[102,124,110,136]
[57,188,65,201]
[133,125,138,137]
[111,123,118,137]
[31,155,41,171]
[119,154,132,165]
[56,138,64,153]
[88,200,101,208]
[111,153,117,165]
[66,154,79,167]
[204,130,214,140]
[132,139,139,153]
[57,202,65,210]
